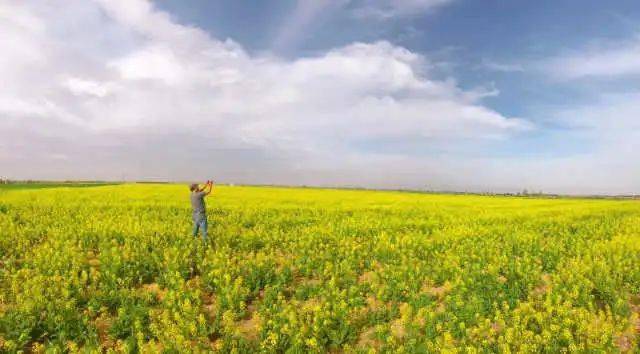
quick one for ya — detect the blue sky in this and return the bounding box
[2,0,640,194]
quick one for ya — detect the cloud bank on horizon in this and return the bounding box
[1,0,639,194]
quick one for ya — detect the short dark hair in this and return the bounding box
[189,183,198,191]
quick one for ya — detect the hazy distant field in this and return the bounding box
[0,184,639,352]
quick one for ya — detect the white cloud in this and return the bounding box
[110,45,183,83]
[64,78,114,97]
[554,92,640,129]
[481,59,524,73]
[353,0,454,19]
[547,35,640,79]
[1,0,533,189]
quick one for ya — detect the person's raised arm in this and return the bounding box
[204,180,214,196]
[196,182,207,192]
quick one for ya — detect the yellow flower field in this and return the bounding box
[0,184,639,352]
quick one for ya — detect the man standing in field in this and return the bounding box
[190,181,213,241]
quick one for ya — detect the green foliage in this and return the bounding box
[0,184,639,352]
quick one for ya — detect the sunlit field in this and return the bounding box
[1,184,639,352]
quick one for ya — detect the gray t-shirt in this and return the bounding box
[190,191,207,217]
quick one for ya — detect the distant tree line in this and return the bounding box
[0,179,40,184]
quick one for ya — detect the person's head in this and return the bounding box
[189,183,198,192]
